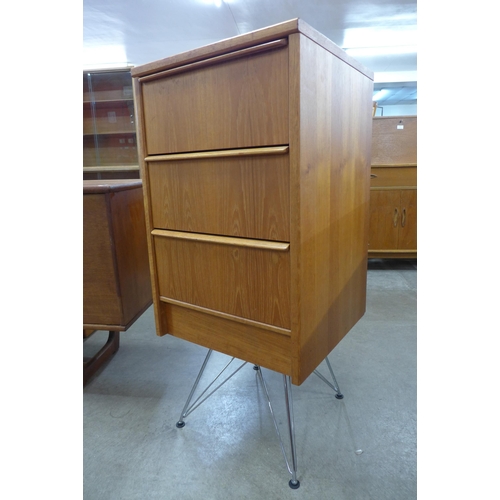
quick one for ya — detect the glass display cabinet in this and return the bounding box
[83,69,140,180]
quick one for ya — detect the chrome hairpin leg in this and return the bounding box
[283,374,300,489]
[313,356,344,399]
[255,367,300,489]
[176,349,248,428]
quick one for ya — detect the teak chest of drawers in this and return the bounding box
[131,19,374,385]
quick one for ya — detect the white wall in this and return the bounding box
[374,104,417,116]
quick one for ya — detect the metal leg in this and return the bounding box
[325,357,344,399]
[255,367,300,489]
[283,375,300,489]
[313,356,344,399]
[176,349,213,428]
[176,349,247,428]
[176,352,348,489]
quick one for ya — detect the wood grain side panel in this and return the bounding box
[287,34,302,384]
[294,34,373,384]
[163,302,292,376]
[148,154,290,241]
[141,46,289,154]
[153,235,291,329]
[83,194,122,325]
[109,187,153,326]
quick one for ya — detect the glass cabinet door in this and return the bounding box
[83,69,139,180]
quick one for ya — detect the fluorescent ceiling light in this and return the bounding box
[372,89,390,101]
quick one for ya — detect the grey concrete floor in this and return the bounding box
[83,259,417,500]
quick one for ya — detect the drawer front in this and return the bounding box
[371,166,417,188]
[148,149,290,241]
[153,232,291,329]
[141,43,289,154]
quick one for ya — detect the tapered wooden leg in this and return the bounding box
[83,331,120,386]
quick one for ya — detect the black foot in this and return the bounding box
[289,479,300,489]
[176,421,185,428]
[253,365,260,370]
[335,393,344,399]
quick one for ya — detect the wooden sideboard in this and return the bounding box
[131,19,374,386]
[369,116,417,259]
[83,179,152,384]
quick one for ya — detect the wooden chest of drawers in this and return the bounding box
[131,19,374,385]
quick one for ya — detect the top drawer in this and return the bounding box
[139,40,289,155]
[370,166,417,188]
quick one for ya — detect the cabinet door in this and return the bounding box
[398,189,417,250]
[369,190,401,251]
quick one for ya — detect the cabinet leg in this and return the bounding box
[283,375,300,489]
[176,349,213,428]
[175,350,248,428]
[313,356,344,399]
[83,330,120,386]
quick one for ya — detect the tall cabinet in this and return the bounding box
[369,116,417,258]
[131,19,374,386]
[83,69,140,180]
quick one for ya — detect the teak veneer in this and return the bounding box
[132,19,374,385]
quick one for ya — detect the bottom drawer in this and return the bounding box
[153,230,291,330]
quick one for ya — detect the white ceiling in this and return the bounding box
[83,0,417,106]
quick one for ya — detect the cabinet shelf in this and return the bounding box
[84,165,139,172]
[84,98,134,105]
[83,130,136,136]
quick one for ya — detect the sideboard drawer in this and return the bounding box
[140,41,289,154]
[153,230,291,330]
[148,148,290,241]
[371,166,417,188]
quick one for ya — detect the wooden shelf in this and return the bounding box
[84,165,139,172]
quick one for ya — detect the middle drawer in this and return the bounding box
[147,147,290,241]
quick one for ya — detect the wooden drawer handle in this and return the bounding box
[393,208,399,227]
[139,38,288,83]
[152,229,290,251]
[371,174,378,178]
[145,145,289,162]
[401,208,406,227]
